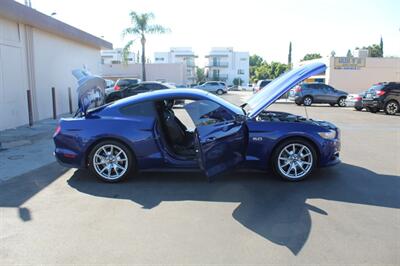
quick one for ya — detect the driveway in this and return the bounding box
[0,91,399,265]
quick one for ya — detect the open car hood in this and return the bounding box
[245,62,326,119]
[72,69,106,115]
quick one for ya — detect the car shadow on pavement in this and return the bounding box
[66,163,400,255]
[0,162,69,222]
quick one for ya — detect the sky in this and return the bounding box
[17,0,400,65]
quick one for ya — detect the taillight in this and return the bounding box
[375,90,385,96]
[53,125,61,137]
[114,85,121,91]
[354,96,362,101]
[294,86,302,92]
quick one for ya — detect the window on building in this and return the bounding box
[240,58,247,61]
[237,69,245,75]
[155,57,165,61]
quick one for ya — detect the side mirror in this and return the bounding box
[234,114,246,123]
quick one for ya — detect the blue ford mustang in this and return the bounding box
[54,63,340,182]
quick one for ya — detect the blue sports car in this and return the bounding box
[54,63,340,182]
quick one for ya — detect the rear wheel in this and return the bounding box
[338,97,346,107]
[88,140,134,182]
[216,89,224,95]
[272,139,317,181]
[384,100,399,115]
[303,96,313,106]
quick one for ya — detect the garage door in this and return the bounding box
[0,18,28,130]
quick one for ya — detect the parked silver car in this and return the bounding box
[194,81,228,95]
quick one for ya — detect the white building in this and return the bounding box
[101,63,187,85]
[154,47,197,85]
[101,48,135,64]
[205,47,249,86]
[0,0,112,130]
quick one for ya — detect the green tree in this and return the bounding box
[252,62,288,82]
[196,67,206,84]
[122,12,169,81]
[302,53,322,61]
[233,77,243,86]
[362,44,383,57]
[346,49,353,57]
[288,42,292,69]
[249,54,264,67]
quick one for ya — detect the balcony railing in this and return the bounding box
[208,74,228,81]
[206,62,229,68]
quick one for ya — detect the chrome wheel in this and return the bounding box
[303,97,312,106]
[338,97,346,107]
[386,102,398,115]
[278,143,313,180]
[93,144,128,181]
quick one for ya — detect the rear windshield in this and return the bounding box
[368,84,384,92]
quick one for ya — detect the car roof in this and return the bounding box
[106,88,243,114]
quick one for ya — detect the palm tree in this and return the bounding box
[122,12,169,81]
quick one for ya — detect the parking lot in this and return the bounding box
[0,91,399,265]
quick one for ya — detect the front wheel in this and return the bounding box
[384,100,399,115]
[272,139,317,181]
[88,140,134,182]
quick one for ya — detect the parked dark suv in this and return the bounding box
[289,83,348,107]
[106,81,176,103]
[363,82,400,115]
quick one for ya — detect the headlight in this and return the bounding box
[318,130,336,139]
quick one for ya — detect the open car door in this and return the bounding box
[185,99,248,179]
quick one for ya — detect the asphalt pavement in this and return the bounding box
[0,91,399,265]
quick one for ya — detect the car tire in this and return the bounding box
[303,96,313,106]
[329,103,336,107]
[216,89,224,95]
[384,100,399,115]
[88,140,135,183]
[337,97,346,107]
[355,107,363,111]
[271,138,317,182]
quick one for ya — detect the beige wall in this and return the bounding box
[0,17,30,130]
[327,57,400,93]
[32,28,101,120]
[101,63,187,85]
[0,15,103,130]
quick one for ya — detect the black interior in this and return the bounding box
[155,100,196,158]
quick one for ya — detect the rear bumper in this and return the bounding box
[363,99,383,109]
[54,148,85,168]
[346,100,363,108]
